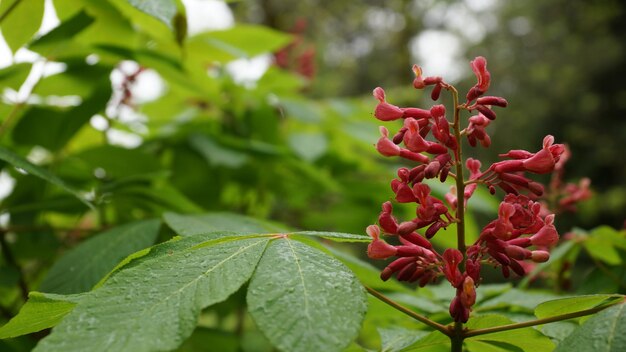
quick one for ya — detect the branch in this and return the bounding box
[464,302,624,338]
[365,286,451,336]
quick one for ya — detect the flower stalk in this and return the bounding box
[366,57,570,342]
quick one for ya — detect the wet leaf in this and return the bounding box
[34,237,270,352]
[0,292,81,339]
[247,238,367,352]
[555,303,626,352]
[292,231,370,242]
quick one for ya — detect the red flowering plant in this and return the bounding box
[364,57,623,350]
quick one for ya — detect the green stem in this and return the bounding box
[465,302,623,338]
[365,286,450,335]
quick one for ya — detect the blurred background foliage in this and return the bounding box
[232,0,626,230]
[0,0,625,350]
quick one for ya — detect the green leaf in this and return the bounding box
[12,79,112,151]
[293,231,370,242]
[189,134,249,168]
[189,24,292,60]
[163,211,287,236]
[280,98,322,123]
[0,0,45,53]
[477,288,561,312]
[33,60,113,98]
[535,294,624,319]
[404,331,449,351]
[115,183,203,213]
[322,245,410,293]
[247,238,367,352]
[0,62,32,90]
[555,303,626,352]
[67,145,162,180]
[385,293,448,314]
[94,232,240,289]
[592,226,626,250]
[379,327,428,352]
[540,321,578,344]
[465,314,555,351]
[583,236,622,265]
[288,132,328,162]
[465,340,523,352]
[0,292,82,339]
[124,0,177,28]
[175,327,238,352]
[35,237,270,352]
[0,145,91,208]
[582,226,626,265]
[28,10,95,59]
[39,219,161,294]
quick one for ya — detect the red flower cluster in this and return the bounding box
[367,57,567,323]
[542,145,592,214]
[274,19,316,79]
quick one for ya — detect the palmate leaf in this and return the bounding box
[247,237,367,352]
[31,230,367,352]
[34,236,270,352]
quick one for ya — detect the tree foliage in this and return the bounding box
[0,1,625,351]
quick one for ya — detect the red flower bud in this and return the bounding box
[412,64,425,89]
[397,221,418,235]
[402,107,431,119]
[431,84,442,100]
[460,276,476,307]
[476,105,496,120]
[424,76,443,85]
[504,245,532,260]
[476,96,508,107]
[531,250,550,263]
